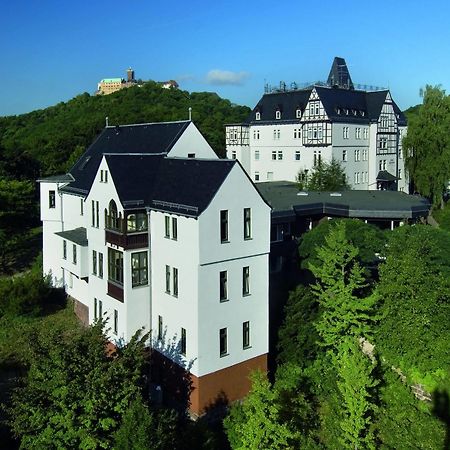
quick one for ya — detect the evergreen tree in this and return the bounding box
[335,338,377,450]
[309,221,378,351]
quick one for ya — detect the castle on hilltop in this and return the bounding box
[96,68,178,95]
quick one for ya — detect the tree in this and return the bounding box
[297,159,350,191]
[403,85,450,207]
[309,221,378,351]
[335,338,377,449]
[114,396,178,450]
[298,218,386,272]
[9,322,150,449]
[224,370,299,450]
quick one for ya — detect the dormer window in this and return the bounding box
[352,109,357,116]
[296,109,301,119]
[275,110,281,119]
[344,108,349,115]
[361,110,365,117]
[255,112,261,121]
[336,107,341,115]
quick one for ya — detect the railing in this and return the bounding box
[105,213,148,249]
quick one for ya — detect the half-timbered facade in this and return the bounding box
[226,57,408,191]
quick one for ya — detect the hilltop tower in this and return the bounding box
[127,67,135,82]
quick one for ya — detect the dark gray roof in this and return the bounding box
[256,182,430,220]
[327,57,354,90]
[376,170,398,182]
[37,174,74,183]
[61,121,190,196]
[105,155,237,217]
[245,86,406,126]
[55,227,88,246]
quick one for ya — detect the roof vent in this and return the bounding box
[297,191,309,196]
[330,192,342,197]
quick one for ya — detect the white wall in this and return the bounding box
[168,122,217,159]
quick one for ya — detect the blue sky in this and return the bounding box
[1,0,449,116]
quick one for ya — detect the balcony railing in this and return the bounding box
[108,281,124,302]
[105,214,148,250]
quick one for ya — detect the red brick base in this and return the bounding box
[151,351,268,416]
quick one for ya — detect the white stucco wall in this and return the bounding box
[168,122,217,159]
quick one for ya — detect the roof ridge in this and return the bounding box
[105,120,190,128]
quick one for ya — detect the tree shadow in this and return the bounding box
[149,330,195,415]
[432,389,450,450]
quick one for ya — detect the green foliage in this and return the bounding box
[113,396,178,450]
[224,370,299,450]
[310,221,378,350]
[0,84,250,179]
[377,370,446,449]
[297,158,350,191]
[433,200,450,231]
[277,285,319,367]
[376,225,450,387]
[298,218,386,271]
[9,323,149,449]
[0,266,54,317]
[403,85,450,207]
[335,338,377,449]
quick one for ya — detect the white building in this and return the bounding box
[226,57,408,192]
[39,120,271,416]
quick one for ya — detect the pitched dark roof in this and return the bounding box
[61,121,190,195]
[327,57,354,90]
[55,227,88,246]
[256,181,430,220]
[105,155,236,216]
[376,170,398,182]
[247,90,311,123]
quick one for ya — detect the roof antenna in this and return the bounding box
[188,107,192,121]
[105,116,109,127]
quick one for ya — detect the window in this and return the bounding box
[94,298,98,320]
[188,153,195,158]
[309,103,314,116]
[355,149,360,162]
[72,244,77,265]
[356,128,361,139]
[180,328,186,356]
[99,299,103,318]
[315,103,320,115]
[254,150,260,160]
[277,129,280,139]
[131,252,148,287]
[383,160,386,170]
[398,169,402,179]
[99,253,103,278]
[127,213,147,232]
[108,248,123,284]
[231,151,237,159]
[318,127,323,139]
[277,150,283,160]
[49,190,56,208]
[272,151,277,160]
[93,250,97,275]
[255,112,261,120]
[165,265,171,293]
[363,128,368,140]
[172,217,177,240]
[220,210,228,243]
[295,150,301,161]
[91,200,95,227]
[158,315,163,340]
[275,110,281,119]
[243,321,250,349]
[362,148,368,161]
[114,309,118,335]
[342,149,347,162]
[296,109,301,118]
[255,172,260,181]
[96,201,99,228]
[165,216,170,238]
[108,200,118,230]
[242,266,250,296]
[220,270,228,301]
[100,170,104,182]
[256,130,260,139]
[104,170,108,182]
[343,127,349,139]
[313,127,318,139]
[219,328,228,356]
[80,199,84,216]
[244,208,251,240]
[173,267,178,297]
[63,240,67,259]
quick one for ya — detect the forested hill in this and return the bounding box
[0,82,251,180]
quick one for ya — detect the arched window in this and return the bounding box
[109,200,119,230]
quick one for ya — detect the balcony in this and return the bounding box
[107,281,124,302]
[105,214,148,250]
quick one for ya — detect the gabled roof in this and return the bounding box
[37,174,74,183]
[55,227,88,246]
[105,155,236,217]
[247,90,311,123]
[376,170,398,182]
[327,57,354,90]
[61,121,191,196]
